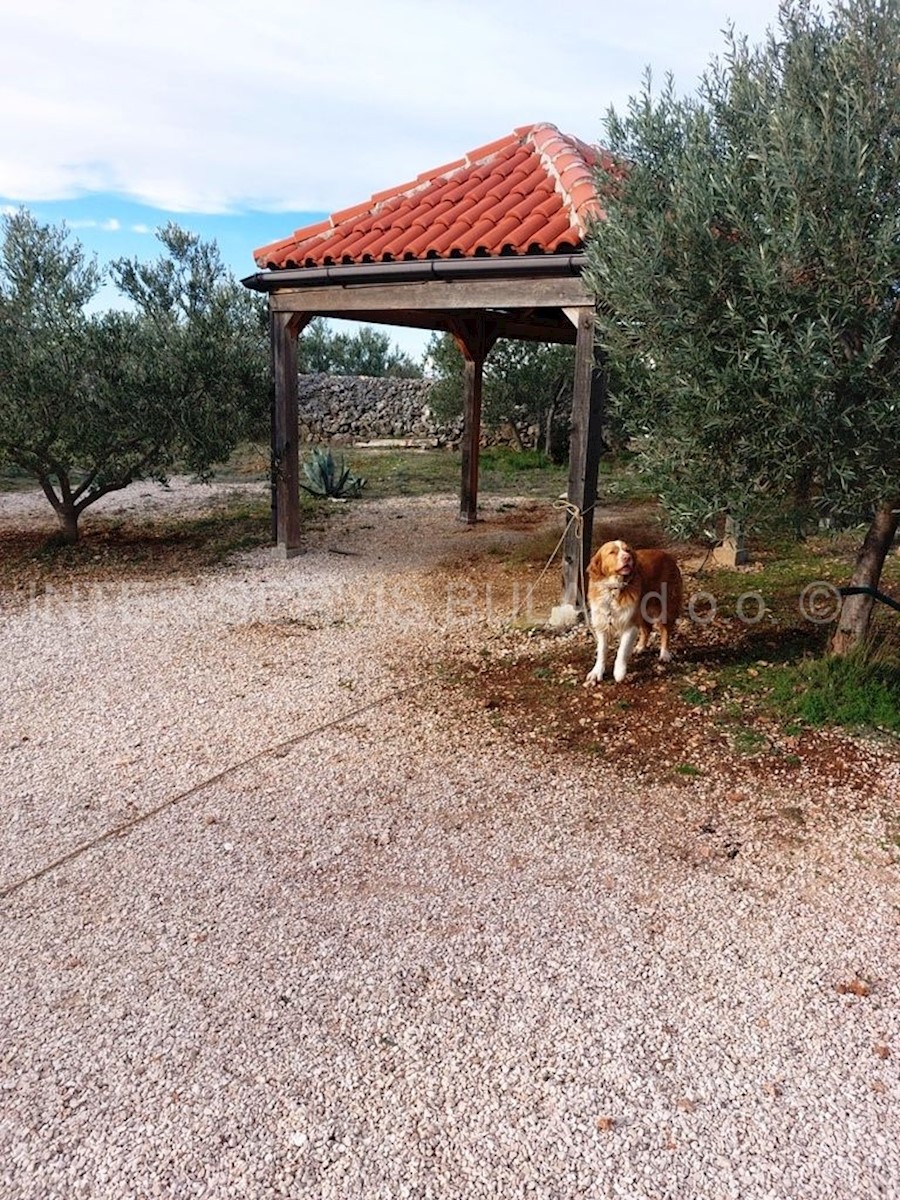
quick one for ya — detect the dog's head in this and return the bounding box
[590,539,635,584]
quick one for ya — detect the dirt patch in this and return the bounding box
[451,631,894,795]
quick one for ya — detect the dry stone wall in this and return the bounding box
[297,373,461,446]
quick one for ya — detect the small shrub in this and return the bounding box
[301,448,366,499]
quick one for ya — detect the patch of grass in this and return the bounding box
[718,628,900,735]
[782,642,900,732]
[476,448,568,497]
[353,447,569,500]
[479,447,551,473]
[731,726,769,756]
[674,763,702,777]
[352,448,460,497]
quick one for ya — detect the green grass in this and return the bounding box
[350,448,460,497]
[351,444,652,505]
[774,642,900,732]
[353,445,568,499]
[714,625,900,735]
[683,516,900,738]
[731,726,770,755]
[480,447,552,472]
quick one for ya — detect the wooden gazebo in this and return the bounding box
[243,123,611,609]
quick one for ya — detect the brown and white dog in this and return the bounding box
[584,540,683,684]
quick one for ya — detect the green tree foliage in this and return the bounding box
[0,212,268,542]
[298,317,421,377]
[585,0,900,650]
[113,222,269,448]
[426,332,575,459]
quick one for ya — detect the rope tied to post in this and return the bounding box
[525,496,595,620]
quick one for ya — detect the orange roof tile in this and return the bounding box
[253,123,614,270]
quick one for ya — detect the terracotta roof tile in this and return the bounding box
[542,210,578,247]
[466,132,521,161]
[253,123,610,270]
[417,157,466,181]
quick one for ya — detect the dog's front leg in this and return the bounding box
[613,626,639,682]
[658,622,672,663]
[584,628,607,686]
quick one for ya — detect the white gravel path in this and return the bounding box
[1,490,898,1199]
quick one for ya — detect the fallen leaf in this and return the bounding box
[872,1080,888,1094]
[835,977,871,997]
[596,1116,616,1132]
[676,1098,696,1113]
[763,1081,783,1098]
[874,1044,891,1060]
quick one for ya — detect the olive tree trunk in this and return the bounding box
[55,506,81,544]
[829,500,899,656]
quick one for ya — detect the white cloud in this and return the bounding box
[0,0,785,215]
[69,217,122,232]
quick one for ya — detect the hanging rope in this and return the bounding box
[525,495,595,617]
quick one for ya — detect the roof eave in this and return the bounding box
[242,252,589,294]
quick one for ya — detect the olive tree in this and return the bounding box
[585,0,900,653]
[0,212,267,542]
[298,317,421,377]
[426,332,575,459]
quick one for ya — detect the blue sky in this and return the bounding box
[2,0,786,361]
[1,195,328,317]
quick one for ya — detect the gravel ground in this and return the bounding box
[0,475,268,532]
[1,489,899,1200]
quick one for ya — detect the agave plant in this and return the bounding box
[300,447,366,499]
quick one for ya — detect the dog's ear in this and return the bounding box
[589,542,616,580]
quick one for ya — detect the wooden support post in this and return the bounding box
[459,354,483,525]
[562,308,605,612]
[452,318,497,525]
[270,309,306,558]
